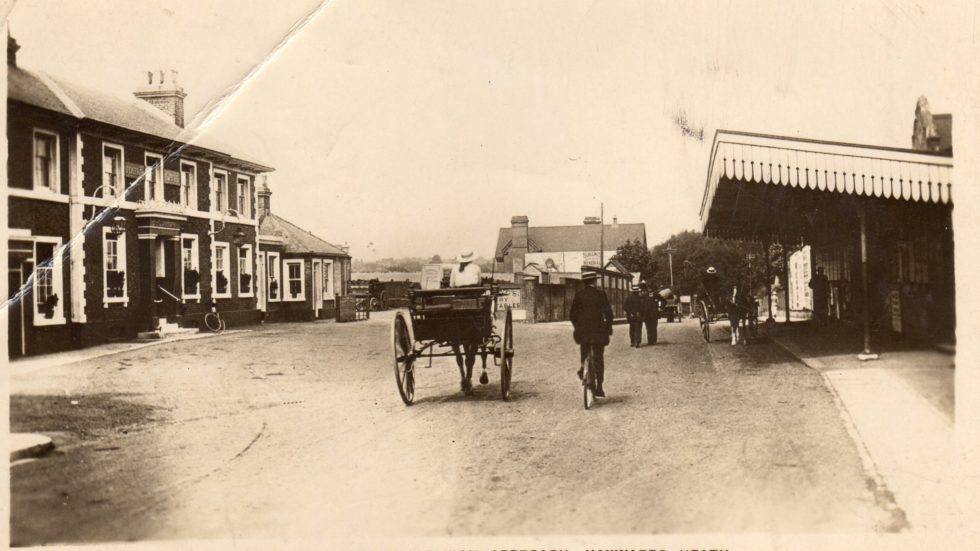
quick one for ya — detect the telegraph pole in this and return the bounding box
[665,245,675,288]
[599,202,604,268]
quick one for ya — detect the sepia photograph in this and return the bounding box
[2,1,978,549]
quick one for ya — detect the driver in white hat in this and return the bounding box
[449,248,483,394]
[449,248,482,288]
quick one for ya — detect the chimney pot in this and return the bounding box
[134,69,188,127]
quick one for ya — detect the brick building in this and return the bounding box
[6,36,274,357]
[495,215,646,277]
[256,177,351,322]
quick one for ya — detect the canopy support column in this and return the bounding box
[858,204,879,361]
[782,246,790,323]
[765,243,774,323]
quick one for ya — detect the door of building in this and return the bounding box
[158,238,181,320]
[8,268,25,358]
[256,251,266,313]
[312,260,322,319]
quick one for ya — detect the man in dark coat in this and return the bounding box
[624,285,645,347]
[645,285,667,345]
[808,266,830,331]
[570,271,614,397]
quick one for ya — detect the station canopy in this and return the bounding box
[699,130,954,245]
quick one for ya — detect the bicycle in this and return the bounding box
[203,301,226,333]
[582,347,596,410]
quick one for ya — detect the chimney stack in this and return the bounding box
[583,216,601,225]
[134,69,187,127]
[8,34,20,67]
[256,175,272,218]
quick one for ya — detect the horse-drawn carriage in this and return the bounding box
[391,285,514,405]
[695,294,758,342]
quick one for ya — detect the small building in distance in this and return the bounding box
[256,177,351,322]
[495,215,646,276]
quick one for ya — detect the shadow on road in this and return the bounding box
[413,388,541,405]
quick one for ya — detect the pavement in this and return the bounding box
[763,320,967,535]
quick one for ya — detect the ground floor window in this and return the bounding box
[34,238,66,325]
[182,234,200,298]
[103,228,128,306]
[214,242,231,298]
[284,259,304,301]
[238,245,253,297]
[267,252,281,301]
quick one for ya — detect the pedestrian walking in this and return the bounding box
[645,285,666,345]
[727,283,746,345]
[624,285,645,347]
[570,272,614,397]
[809,266,830,332]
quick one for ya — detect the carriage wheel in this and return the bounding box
[698,301,710,343]
[500,307,514,401]
[583,347,596,410]
[392,311,416,405]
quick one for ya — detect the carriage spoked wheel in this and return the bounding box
[698,300,710,343]
[499,307,514,401]
[392,310,416,405]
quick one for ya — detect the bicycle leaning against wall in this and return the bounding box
[203,299,226,333]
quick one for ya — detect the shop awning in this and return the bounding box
[699,130,954,243]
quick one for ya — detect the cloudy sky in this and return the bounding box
[7,0,975,260]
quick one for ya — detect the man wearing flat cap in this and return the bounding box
[570,271,614,397]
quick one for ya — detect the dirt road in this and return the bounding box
[10,315,897,545]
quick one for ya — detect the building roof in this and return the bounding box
[699,129,954,242]
[701,129,954,226]
[259,213,349,257]
[8,64,273,172]
[496,222,646,257]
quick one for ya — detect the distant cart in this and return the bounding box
[392,285,514,405]
[350,279,416,311]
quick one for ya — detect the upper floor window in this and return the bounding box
[144,153,163,201]
[102,144,124,197]
[213,170,228,212]
[33,129,59,193]
[237,176,250,218]
[180,161,198,209]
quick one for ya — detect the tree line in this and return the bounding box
[610,230,788,297]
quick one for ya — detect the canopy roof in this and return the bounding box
[700,130,954,243]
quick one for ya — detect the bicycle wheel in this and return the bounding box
[583,347,595,410]
[203,312,223,333]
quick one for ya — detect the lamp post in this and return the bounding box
[665,245,675,288]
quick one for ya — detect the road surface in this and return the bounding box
[10,315,898,545]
